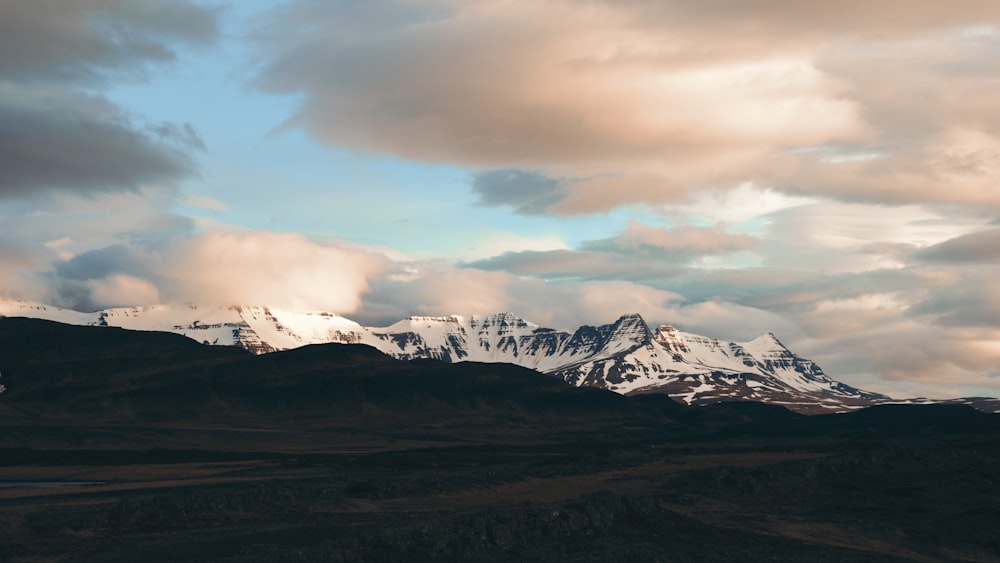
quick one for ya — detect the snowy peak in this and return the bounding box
[0,298,899,413]
[753,331,783,345]
[468,312,537,331]
[0,299,99,325]
[380,315,463,333]
[743,332,789,357]
[598,313,653,355]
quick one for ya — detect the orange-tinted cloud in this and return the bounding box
[254,0,1000,213]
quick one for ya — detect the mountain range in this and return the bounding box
[2,299,997,415]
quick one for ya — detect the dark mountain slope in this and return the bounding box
[3,319,1000,561]
[1,318,998,449]
[0,318,685,446]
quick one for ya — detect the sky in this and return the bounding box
[2,0,1000,399]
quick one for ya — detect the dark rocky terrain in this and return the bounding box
[1,317,999,562]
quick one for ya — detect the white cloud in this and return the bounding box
[253,0,873,214]
[675,183,815,226]
[815,293,907,313]
[761,202,983,273]
[459,232,568,261]
[87,274,162,309]
[253,0,1000,214]
[662,300,804,343]
[157,231,391,312]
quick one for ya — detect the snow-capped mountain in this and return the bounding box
[3,299,993,415]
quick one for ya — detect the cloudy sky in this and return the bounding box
[3,0,1000,399]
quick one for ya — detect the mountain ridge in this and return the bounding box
[2,298,997,415]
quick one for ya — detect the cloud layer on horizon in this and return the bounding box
[2,208,997,399]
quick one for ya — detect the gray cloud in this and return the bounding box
[48,244,161,311]
[757,201,979,273]
[471,169,693,216]
[582,221,756,259]
[908,268,1000,327]
[0,235,54,303]
[0,185,197,310]
[826,321,1000,391]
[0,86,197,196]
[470,169,567,215]
[468,220,754,281]
[0,0,217,85]
[40,231,391,312]
[466,249,658,281]
[605,0,1000,37]
[54,243,159,287]
[0,0,218,199]
[915,228,1000,263]
[796,320,1000,399]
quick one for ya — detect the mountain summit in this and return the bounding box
[0,298,962,414]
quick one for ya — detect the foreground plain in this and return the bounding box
[1,318,999,561]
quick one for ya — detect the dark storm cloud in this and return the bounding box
[0,0,219,198]
[909,278,1000,328]
[0,0,217,84]
[47,242,174,311]
[0,89,197,196]
[470,169,567,215]
[53,244,157,283]
[915,228,1000,263]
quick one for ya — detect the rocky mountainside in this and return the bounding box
[2,299,996,415]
